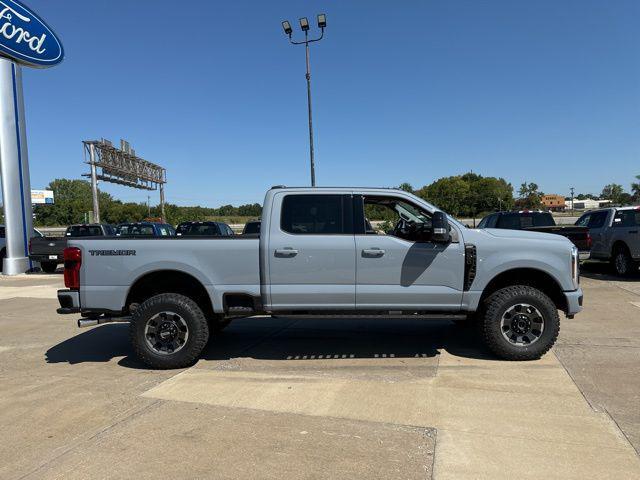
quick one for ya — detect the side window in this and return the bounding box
[588,211,607,229]
[486,214,498,228]
[0,227,5,238]
[614,210,640,227]
[496,213,521,229]
[575,214,590,227]
[477,216,488,228]
[281,194,347,235]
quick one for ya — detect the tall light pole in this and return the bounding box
[281,14,326,187]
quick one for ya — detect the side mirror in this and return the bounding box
[432,211,451,243]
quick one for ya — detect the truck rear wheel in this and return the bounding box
[130,293,210,369]
[611,245,635,276]
[40,262,58,273]
[481,285,560,361]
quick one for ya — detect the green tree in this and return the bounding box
[416,173,514,217]
[516,182,542,209]
[601,184,625,205]
[397,182,414,193]
[631,175,640,202]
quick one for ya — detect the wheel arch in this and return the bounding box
[612,240,630,255]
[125,270,214,319]
[479,267,567,313]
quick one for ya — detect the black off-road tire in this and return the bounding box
[130,293,209,369]
[481,285,560,361]
[40,261,58,273]
[611,245,635,277]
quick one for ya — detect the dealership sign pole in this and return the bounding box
[0,1,63,275]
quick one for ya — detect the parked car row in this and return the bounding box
[22,219,261,273]
[477,207,640,276]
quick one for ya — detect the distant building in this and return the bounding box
[565,199,612,210]
[541,194,566,211]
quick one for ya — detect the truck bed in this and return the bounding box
[524,225,590,252]
[69,236,260,314]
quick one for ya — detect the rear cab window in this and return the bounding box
[66,225,105,237]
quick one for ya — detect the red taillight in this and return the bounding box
[586,232,592,250]
[63,247,81,289]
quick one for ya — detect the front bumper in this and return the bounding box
[57,289,80,314]
[578,251,590,261]
[564,287,583,316]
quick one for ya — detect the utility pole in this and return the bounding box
[570,187,575,216]
[281,14,326,187]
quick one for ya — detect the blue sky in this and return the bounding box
[11,0,640,206]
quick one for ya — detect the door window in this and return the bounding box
[360,195,434,242]
[281,195,349,234]
[613,210,640,227]
[587,211,608,229]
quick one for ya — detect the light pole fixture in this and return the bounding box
[281,13,326,187]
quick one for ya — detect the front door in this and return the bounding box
[354,194,464,310]
[267,193,356,310]
[612,209,640,258]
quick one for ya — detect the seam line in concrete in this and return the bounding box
[554,350,639,457]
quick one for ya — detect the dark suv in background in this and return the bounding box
[176,221,234,236]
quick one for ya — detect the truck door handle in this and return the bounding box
[629,230,638,234]
[275,248,298,257]
[362,248,385,258]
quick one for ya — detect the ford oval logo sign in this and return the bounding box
[0,0,63,68]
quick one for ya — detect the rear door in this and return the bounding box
[585,210,610,258]
[267,193,356,310]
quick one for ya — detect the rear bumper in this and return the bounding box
[30,254,61,262]
[564,287,583,316]
[57,289,80,314]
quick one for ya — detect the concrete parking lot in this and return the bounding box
[1,267,639,479]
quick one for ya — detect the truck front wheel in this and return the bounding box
[130,293,210,369]
[481,285,560,361]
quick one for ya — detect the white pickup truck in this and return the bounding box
[57,187,583,369]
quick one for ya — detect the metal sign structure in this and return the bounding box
[82,139,166,223]
[0,1,63,275]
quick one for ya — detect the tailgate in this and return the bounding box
[525,226,589,250]
[30,237,67,257]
